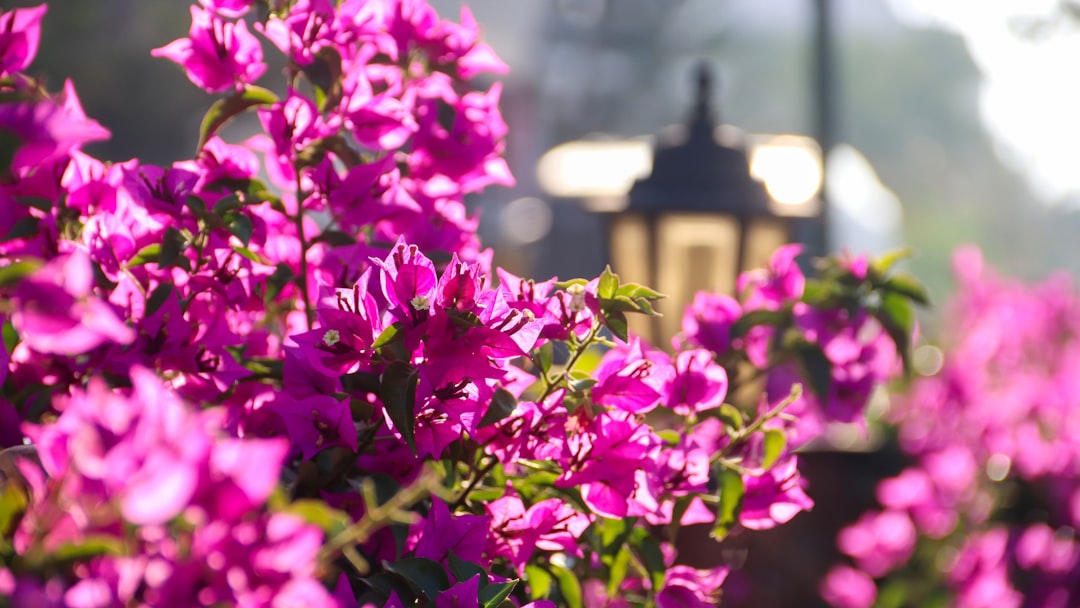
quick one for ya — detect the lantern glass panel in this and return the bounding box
[656,213,740,343]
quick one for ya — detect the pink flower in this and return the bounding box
[0,80,110,176]
[837,510,916,577]
[152,6,265,93]
[0,4,47,77]
[663,349,728,415]
[10,250,134,355]
[820,565,876,608]
[681,291,741,355]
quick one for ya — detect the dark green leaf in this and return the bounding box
[15,196,52,212]
[800,279,842,306]
[382,557,451,601]
[603,310,629,343]
[227,213,254,246]
[159,226,189,270]
[361,572,417,605]
[480,579,518,608]
[314,230,358,248]
[0,259,43,287]
[448,552,487,585]
[711,467,744,541]
[637,533,666,592]
[265,263,295,302]
[212,193,243,215]
[479,388,517,428]
[761,428,786,470]
[379,361,420,454]
[3,216,39,242]
[730,308,788,340]
[2,318,18,353]
[197,85,279,152]
[145,283,174,317]
[796,343,832,400]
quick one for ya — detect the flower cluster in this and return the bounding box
[0,2,920,607]
[821,246,1080,608]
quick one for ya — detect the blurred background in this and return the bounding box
[19,0,1080,306]
[15,2,1080,604]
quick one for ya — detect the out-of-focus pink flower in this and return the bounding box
[837,510,917,577]
[0,4,47,77]
[820,565,876,608]
[0,80,109,176]
[152,5,265,93]
[681,291,741,355]
[10,250,134,355]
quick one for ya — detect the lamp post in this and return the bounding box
[609,63,803,345]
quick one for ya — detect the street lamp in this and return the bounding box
[610,63,810,345]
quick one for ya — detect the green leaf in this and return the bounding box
[711,467,745,540]
[479,388,517,428]
[800,279,842,306]
[597,517,635,560]
[15,196,52,212]
[212,193,243,215]
[871,247,913,276]
[232,244,270,266]
[0,259,43,287]
[479,579,518,608]
[718,403,744,432]
[876,291,916,372]
[553,278,588,289]
[637,532,667,592]
[52,535,124,562]
[380,361,420,454]
[796,343,832,401]
[3,216,39,242]
[606,547,632,597]
[730,308,788,340]
[551,563,583,608]
[159,226,189,270]
[382,557,451,601]
[535,341,553,374]
[227,212,254,246]
[127,243,162,267]
[656,429,681,445]
[448,551,488,585]
[524,565,553,600]
[0,483,28,535]
[145,283,174,317]
[598,265,619,299]
[761,428,787,470]
[265,263,295,302]
[282,499,351,536]
[883,272,931,306]
[603,310,629,342]
[2,318,18,353]
[361,572,417,605]
[197,85,279,152]
[616,282,664,300]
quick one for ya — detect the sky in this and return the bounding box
[887,0,1080,203]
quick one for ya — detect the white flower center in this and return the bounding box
[322,329,341,347]
[410,294,431,311]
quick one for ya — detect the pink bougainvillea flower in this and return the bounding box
[820,565,876,608]
[681,291,741,355]
[10,249,135,355]
[0,80,110,176]
[663,349,728,415]
[151,5,265,93]
[199,0,255,18]
[414,498,490,564]
[0,4,47,77]
[739,455,814,530]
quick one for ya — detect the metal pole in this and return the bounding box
[812,0,835,257]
